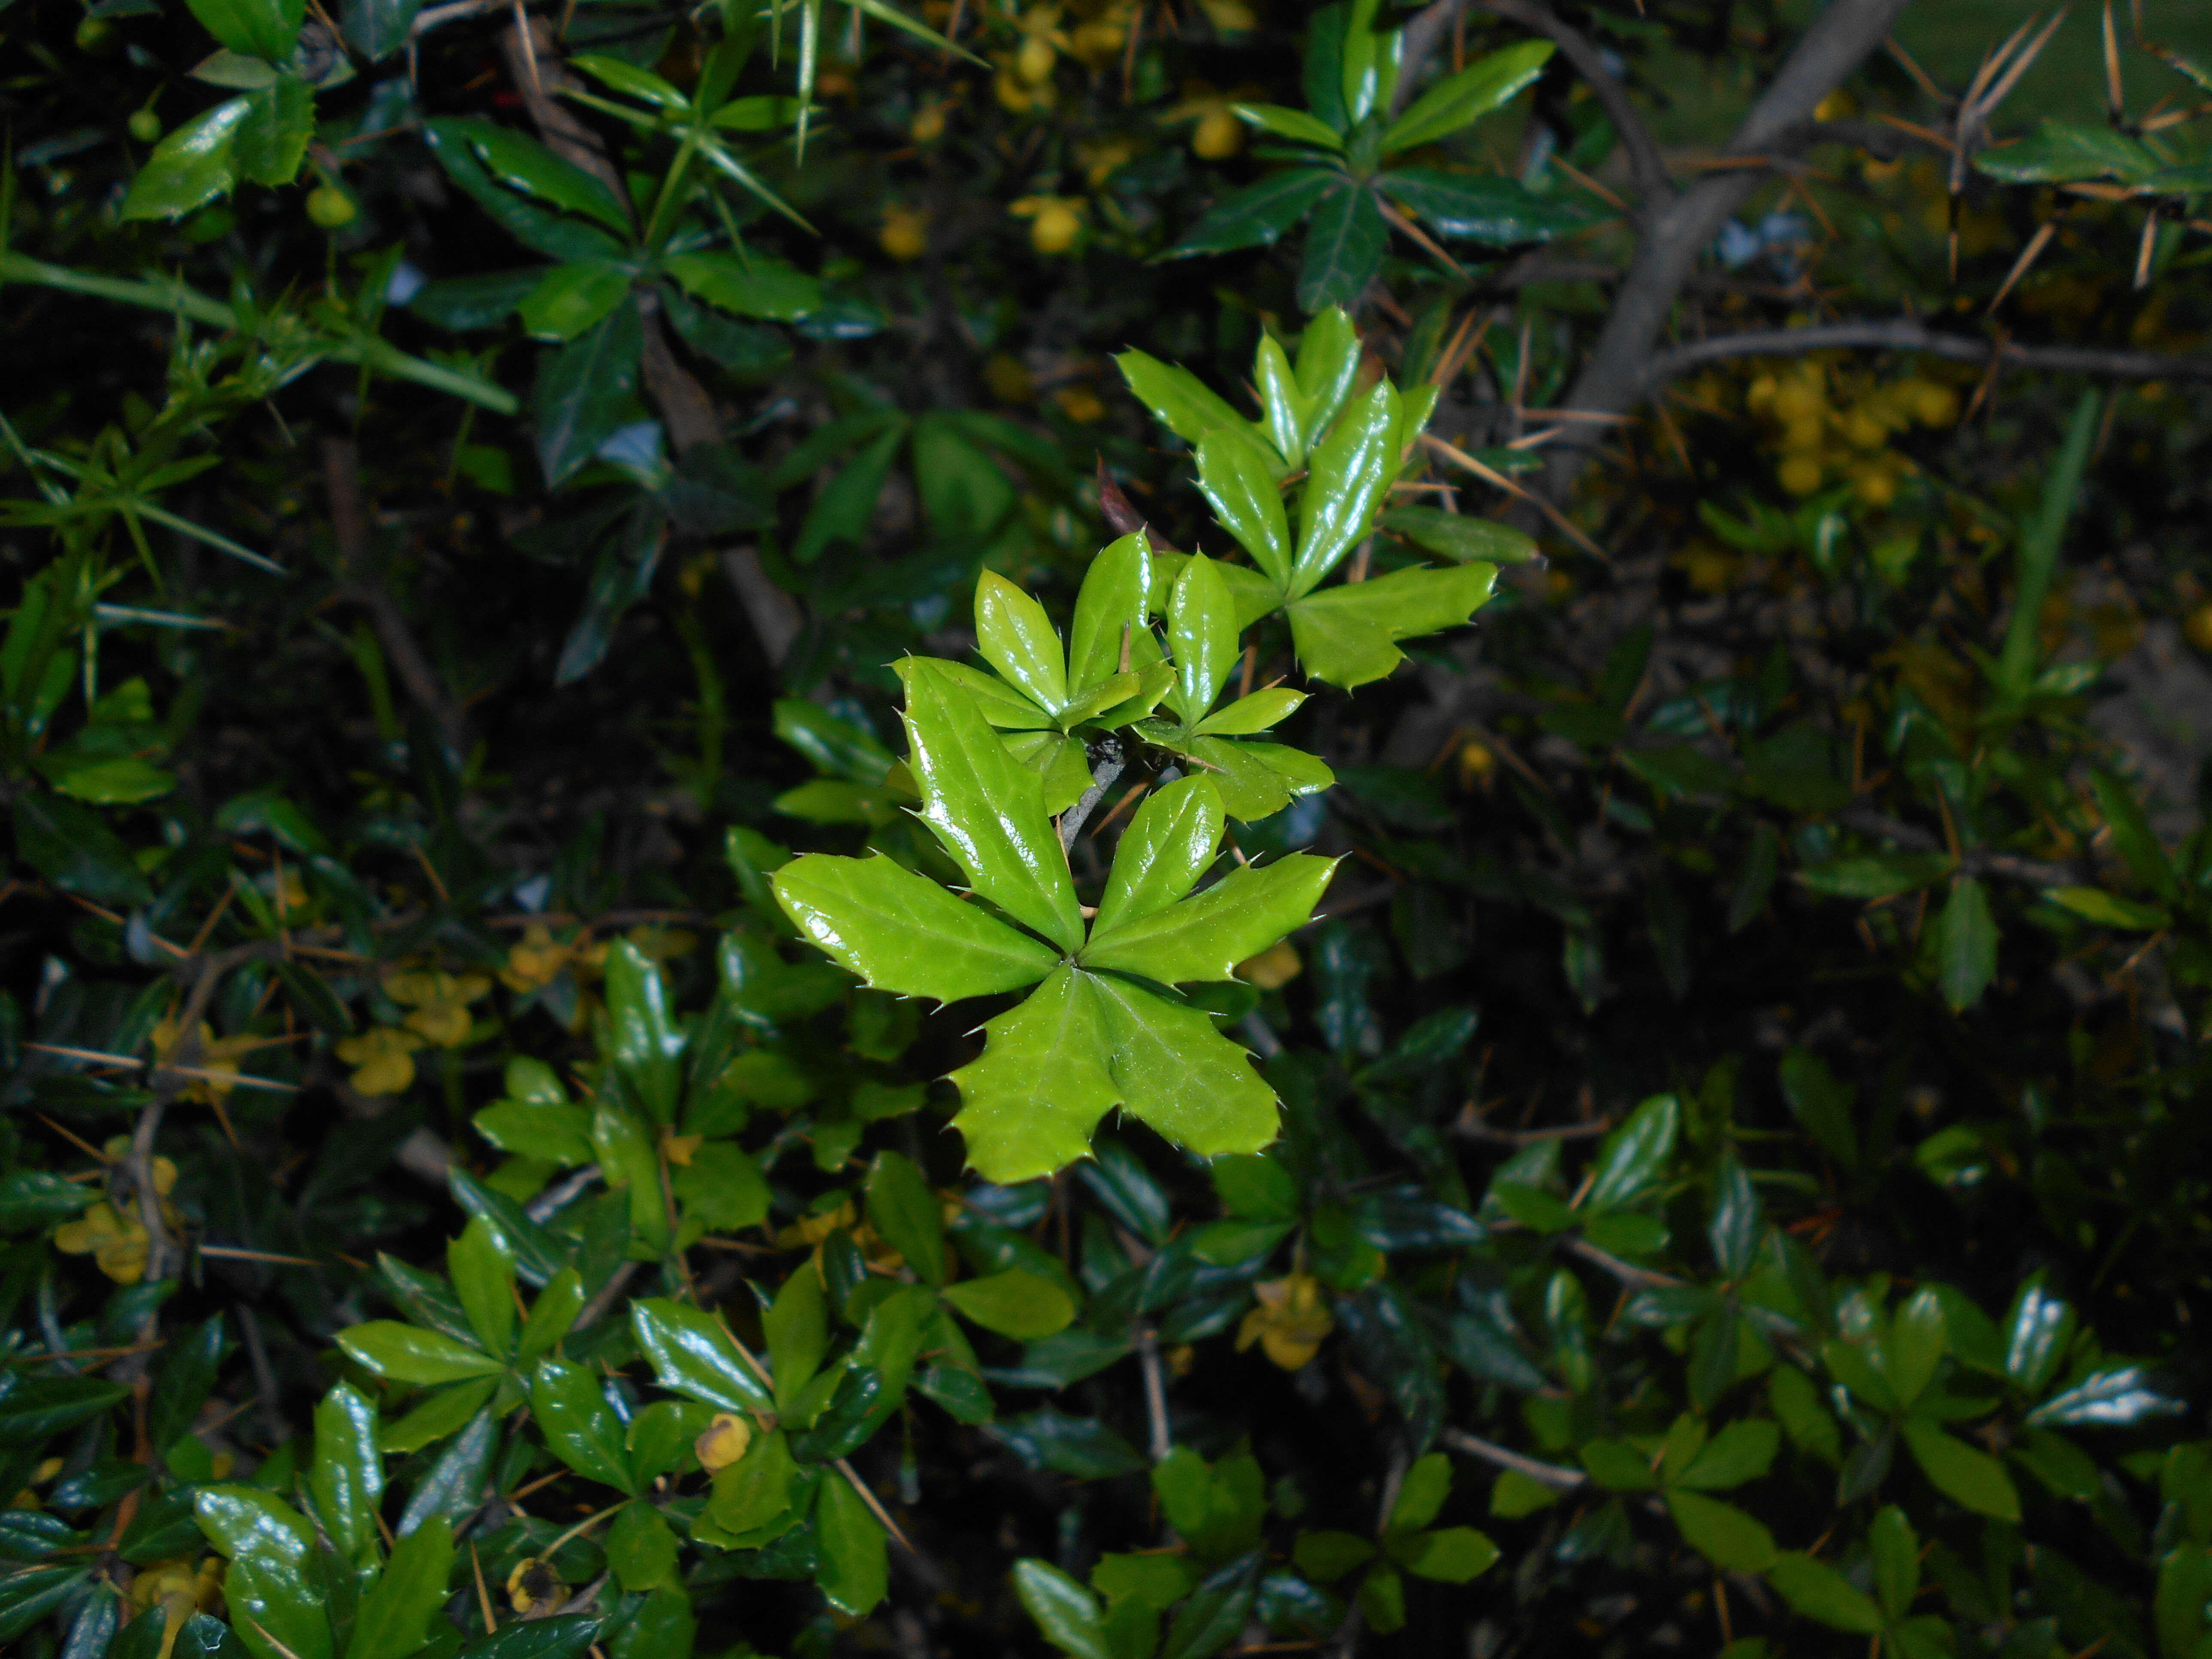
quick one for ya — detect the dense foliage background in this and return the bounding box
[4,0,2212,1655]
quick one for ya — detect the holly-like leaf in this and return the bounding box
[1167,554,1240,726]
[1013,1561,1114,1659]
[1286,562,1498,687]
[1292,380,1399,594]
[941,1269,1078,1340]
[1091,776,1224,936]
[1380,40,1554,152]
[194,1488,328,1659]
[1193,687,1305,737]
[1233,102,1346,150]
[1198,432,1293,586]
[1164,169,1340,259]
[232,74,313,186]
[519,260,635,342]
[337,1322,504,1385]
[1092,975,1281,1156]
[1767,1552,1884,1635]
[531,1359,637,1492]
[348,1516,454,1659]
[1082,856,1337,985]
[1067,532,1155,697]
[976,571,1073,716]
[186,0,304,62]
[1899,1419,2020,1520]
[1378,169,1599,243]
[1297,182,1387,315]
[772,853,1059,1002]
[951,966,1123,1181]
[534,301,644,488]
[659,253,827,321]
[122,98,252,220]
[898,658,1086,952]
[309,1384,384,1562]
[1115,349,1256,448]
[1173,735,1335,821]
[1665,1490,1778,1572]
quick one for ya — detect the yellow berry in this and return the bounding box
[1843,409,1888,451]
[76,17,114,52]
[2185,601,2212,654]
[1778,455,1824,496]
[128,109,161,144]
[1770,380,1826,423]
[1069,20,1125,64]
[1781,416,1826,454]
[910,104,947,143]
[880,206,928,261]
[307,185,357,228]
[1016,35,1057,84]
[1192,107,1244,159]
[1030,200,1082,254]
[1052,384,1106,422]
[1851,465,1899,507]
[1908,382,1959,426]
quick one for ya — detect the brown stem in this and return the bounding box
[325,437,468,756]
[1643,318,2212,388]
[1534,0,1916,504]
[498,17,805,669]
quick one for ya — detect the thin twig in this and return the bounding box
[1641,319,2212,388]
[1440,1427,1589,1488]
[1136,1326,1172,1462]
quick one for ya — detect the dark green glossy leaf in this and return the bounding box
[1164,169,1340,259]
[1296,182,1386,322]
[534,301,644,488]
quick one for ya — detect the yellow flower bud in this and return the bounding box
[1236,940,1302,990]
[1236,1273,1334,1370]
[1907,381,1959,427]
[694,1412,755,1472]
[1030,200,1082,254]
[878,207,927,261]
[1842,408,1888,451]
[1016,33,1056,83]
[1192,107,1243,159]
[501,923,571,991]
[1778,455,1825,496]
[1851,465,1899,507]
[1769,379,1825,424]
[335,1026,424,1096]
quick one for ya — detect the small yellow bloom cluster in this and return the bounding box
[54,1138,180,1284]
[1747,361,1958,504]
[386,968,494,1048]
[1236,1272,1334,1370]
[337,964,492,1094]
[149,1013,257,1106]
[129,1552,226,1653]
[1011,194,1086,255]
[881,204,929,261]
[1160,80,1246,160]
[500,922,573,992]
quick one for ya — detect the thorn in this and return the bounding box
[1987,218,2060,314]
[2103,0,2125,119]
